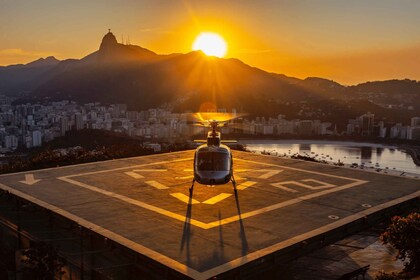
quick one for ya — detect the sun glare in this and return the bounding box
[192,32,227,58]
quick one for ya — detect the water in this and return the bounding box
[241,140,420,176]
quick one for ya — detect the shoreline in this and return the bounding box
[400,145,420,166]
[239,139,398,148]
[239,139,420,167]
[246,149,420,179]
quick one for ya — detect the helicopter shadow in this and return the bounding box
[234,189,249,256]
[180,187,249,268]
[180,189,194,267]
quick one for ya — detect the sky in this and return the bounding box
[1,0,420,85]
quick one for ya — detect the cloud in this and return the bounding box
[0,48,58,66]
[137,28,175,35]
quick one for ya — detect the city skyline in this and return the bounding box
[0,96,418,153]
[1,0,420,84]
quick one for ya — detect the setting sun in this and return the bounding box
[192,32,227,58]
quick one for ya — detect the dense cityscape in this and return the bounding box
[0,94,419,153]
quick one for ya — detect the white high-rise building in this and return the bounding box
[411,117,420,127]
[32,130,42,147]
[4,135,18,149]
[61,116,69,136]
[75,114,84,130]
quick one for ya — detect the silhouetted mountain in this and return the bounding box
[26,56,60,67]
[0,56,60,94]
[1,31,419,121]
[351,79,420,95]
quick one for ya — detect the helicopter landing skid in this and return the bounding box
[188,176,237,196]
[189,179,195,196]
[231,175,238,194]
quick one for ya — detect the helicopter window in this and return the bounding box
[196,152,230,171]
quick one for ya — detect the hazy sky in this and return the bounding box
[1,0,420,84]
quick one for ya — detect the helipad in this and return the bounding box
[0,150,419,279]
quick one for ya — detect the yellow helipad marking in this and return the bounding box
[200,190,420,280]
[183,169,281,180]
[58,176,209,228]
[170,193,199,204]
[0,181,203,280]
[133,169,168,172]
[1,178,418,280]
[59,178,366,229]
[202,193,232,205]
[258,170,283,179]
[270,179,335,192]
[301,179,335,189]
[55,156,368,230]
[234,174,247,181]
[145,180,168,190]
[124,171,144,179]
[236,181,257,190]
[175,175,194,180]
[60,158,192,178]
[125,169,167,179]
[235,158,361,181]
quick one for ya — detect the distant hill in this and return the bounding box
[0,56,60,94]
[0,31,419,121]
[350,79,420,95]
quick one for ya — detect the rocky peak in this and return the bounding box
[99,29,118,51]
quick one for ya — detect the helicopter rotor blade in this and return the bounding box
[193,140,207,143]
[191,112,246,123]
[221,140,238,143]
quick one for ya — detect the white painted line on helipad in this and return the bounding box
[202,193,232,205]
[65,158,192,178]
[57,176,210,229]
[124,171,144,179]
[170,193,200,204]
[145,180,168,190]
[0,182,203,280]
[0,150,192,177]
[19,174,41,185]
[56,156,369,229]
[302,179,336,189]
[271,182,298,193]
[271,179,335,192]
[1,179,418,280]
[58,174,366,229]
[208,180,367,228]
[182,168,282,180]
[199,189,420,280]
[235,158,363,182]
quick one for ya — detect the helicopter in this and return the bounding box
[189,112,243,195]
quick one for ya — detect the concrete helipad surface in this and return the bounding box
[0,150,419,279]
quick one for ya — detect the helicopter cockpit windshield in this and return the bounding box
[196,151,230,171]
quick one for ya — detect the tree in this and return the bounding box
[380,212,420,276]
[21,242,66,280]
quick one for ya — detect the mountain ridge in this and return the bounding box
[0,31,419,121]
